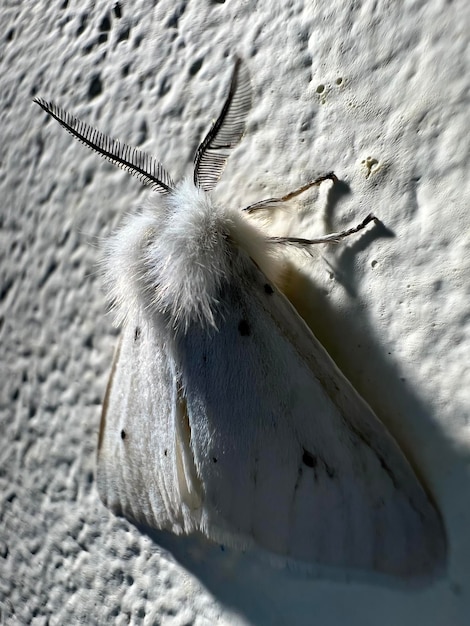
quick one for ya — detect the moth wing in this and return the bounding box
[176,260,446,578]
[97,312,203,535]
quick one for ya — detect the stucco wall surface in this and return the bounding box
[1,0,469,624]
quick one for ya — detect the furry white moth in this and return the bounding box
[35,58,446,579]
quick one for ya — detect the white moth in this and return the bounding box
[35,58,446,579]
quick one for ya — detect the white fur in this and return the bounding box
[104,177,283,331]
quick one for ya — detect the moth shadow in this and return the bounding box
[320,180,395,298]
[281,221,446,476]
[136,522,440,625]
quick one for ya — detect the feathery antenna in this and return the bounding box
[34,98,175,194]
[193,57,252,192]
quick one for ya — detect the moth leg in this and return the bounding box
[267,213,379,247]
[242,172,337,213]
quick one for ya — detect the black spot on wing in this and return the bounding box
[302,449,337,480]
[264,283,274,295]
[238,319,250,336]
[120,430,126,440]
[134,326,141,341]
[302,448,317,468]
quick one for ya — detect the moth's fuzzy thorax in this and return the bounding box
[104,178,282,331]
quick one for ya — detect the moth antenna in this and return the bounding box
[33,98,175,194]
[242,173,338,213]
[268,214,379,247]
[193,56,252,192]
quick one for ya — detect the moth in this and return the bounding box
[35,57,446,579]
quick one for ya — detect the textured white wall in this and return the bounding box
[1,0,469,624]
